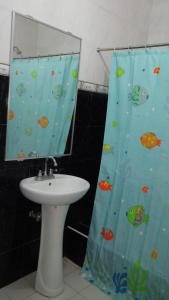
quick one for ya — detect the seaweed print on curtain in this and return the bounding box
[6,54,79,160]
[82,48,169,300]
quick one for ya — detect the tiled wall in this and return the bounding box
[63,90,108,265]
[0,76,108,286]
[0,75,45,287]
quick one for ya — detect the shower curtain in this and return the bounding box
[6,54,79,160]
[82,48,169,300]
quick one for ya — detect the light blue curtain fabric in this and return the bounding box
[82,48,169,300]
[6,54,79,160]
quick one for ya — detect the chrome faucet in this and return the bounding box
[44,156,58,176]
[35,156,58,181]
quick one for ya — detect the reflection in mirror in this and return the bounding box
[5,12,81,161]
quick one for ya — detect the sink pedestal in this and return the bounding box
[35,204,69,297]
[20,174,90,297]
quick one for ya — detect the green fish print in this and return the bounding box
[16,83,26,96]
[28,151,38,158]
[112,121,118,127]
[31,70,38,78]
[116,67,125,78]
[128,85,149,106]
[52,84,66,100]
[72,69,78,78]
[24,127,32,136]
[103,144,113,152]
[126,205,149,227]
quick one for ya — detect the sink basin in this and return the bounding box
[20,174,90,205]
[19,174,90,297]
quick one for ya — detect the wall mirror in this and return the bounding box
[5,11,81,161]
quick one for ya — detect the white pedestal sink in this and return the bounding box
[20,174,90,297]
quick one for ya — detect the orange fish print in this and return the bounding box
[9,111,14,121]
[101,228,114,240]
[17,151,25,161]
[142,186,149,193]
[38,116,49,128]
[154,67,160,74]
[140,132,161,149]
[98,180,112,191]
[151,250,158,260]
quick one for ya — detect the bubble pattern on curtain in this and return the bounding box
[82,48,169,300]
[6,54,79,160]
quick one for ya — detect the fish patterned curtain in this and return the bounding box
[6,54,79,160]
[82,48,169,300]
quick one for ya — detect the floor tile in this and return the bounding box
[63,258,80,276]
[69,294,87,300]
[80,284,112,300]
[0,258,114,300]
[64,271,90,292]
[50,284,77,300]
[26,284,77,300]
[25,293,46,300]
[0,290,10,300]
[22,272,36,287]
[2,276,35,300]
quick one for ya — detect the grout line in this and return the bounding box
[2,288,35,300]
[18,291,35,300]
[64,280,91,296]
[0,238,40,257]
[68,292,88,300]
[0,290,12,300]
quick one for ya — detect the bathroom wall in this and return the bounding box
[1,0,169,84]
[147,0,169,44]
[0,0,154,85]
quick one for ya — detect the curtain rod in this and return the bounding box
[13,52,80,60]
[0,62,9,66]
[79,80,108,88]
[97,42,169,52]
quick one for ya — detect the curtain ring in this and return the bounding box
[145,45,148,52]
[113,48,116,57]
[128,46,131,54]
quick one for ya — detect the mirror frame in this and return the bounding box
[5,11,82,161]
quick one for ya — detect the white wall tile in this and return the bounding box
[90,0,153,36]
[148,0,169,43]
[0,7,11,64]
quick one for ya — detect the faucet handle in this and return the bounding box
[49,168,53,175]
[38,169,43,177]
[35,169,43,181]
[49,168,56,178]
[53,167,58,174]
